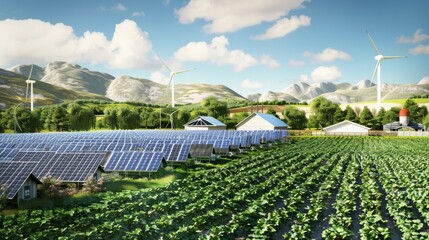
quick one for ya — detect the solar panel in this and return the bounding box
[166,143,191,162]
[104,151,164,172]
[189,144,213,159]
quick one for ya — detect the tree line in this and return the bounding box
[0,96,236,133]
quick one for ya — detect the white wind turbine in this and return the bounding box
[367,32,406,112]
[157,55,194,107]
[25,64,36,111]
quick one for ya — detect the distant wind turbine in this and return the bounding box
[367,32,406,112]
[25,64,36,111]
[157,55,194,107]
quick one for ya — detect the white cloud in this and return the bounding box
[303,48,351,62]
[132,11,145,17]
[253,15,311,40]
[409,44,429,55]
[241,79,262,89]
[397,29,429,44]
[113,3,126,11]
[260,54,280,69]
[289,59,305,67]
[310,66,342,82]
[150,71,170,84]
[0,18,155,69]
[174,35,258,72]
[175,0,305,34]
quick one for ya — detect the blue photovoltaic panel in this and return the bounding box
[104,151,163,172]
[104,151,123,170]
[166,144,191,162]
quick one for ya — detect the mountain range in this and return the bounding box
[1,61,428,109]
[249,77,429,104]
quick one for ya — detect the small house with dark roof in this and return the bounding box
[236,113,288,130]
[184,116,227,130]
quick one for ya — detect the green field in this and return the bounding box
[1,137,429,239]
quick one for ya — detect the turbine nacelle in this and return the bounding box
[374,55,383,61]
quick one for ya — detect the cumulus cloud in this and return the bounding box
[150,70,170,84]
[0,18,155,69]
[397,29,429,44]
[409,44,429,55]
[174,35,259,71]
[310,66,342,82]
[241,79,262,89]
[289,59,305,67]
[176,0,305,34]
[303,48,351,62]
[253,15,311,40]
[260,54,280,69]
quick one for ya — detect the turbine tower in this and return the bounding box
[157,55,194,107]
[367,32,406,112]
[25,64,36,111]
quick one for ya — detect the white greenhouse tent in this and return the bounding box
[184,116,227,130]
[236,113,288,131]
[323,120,370,136]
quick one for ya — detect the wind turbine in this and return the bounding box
[25,64,36,111]
[162,109,179,129]
[157,55,194,107]
[367,32,406,112]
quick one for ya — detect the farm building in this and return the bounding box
[236,113,288,131]
[184,116,227,130]
[383,108,425,131]
[323,120,370,136]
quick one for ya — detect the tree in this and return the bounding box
[309,96,342,128]
[117,107,140,129]
[403,99,428,123]
[359,106,374,127]
[176,109,191,128]
[103,107,118,130]
[383,107,400,124]
[201,96,228,119]
[67,103,96,131]
[344,105,358,122]
[266,107,279,118]
[282,106,307,130]
[373,107,386,130]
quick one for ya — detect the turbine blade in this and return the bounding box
[156,54,173,72]
[164,75,173,96]
[371,60,381,84]
[28,64,34,80]
[367,31,381,55]
[175,68,195,74]
[383,55,407,59]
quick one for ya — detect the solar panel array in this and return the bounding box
[0,129,287,199]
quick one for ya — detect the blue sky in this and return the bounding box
[0,0,428,97]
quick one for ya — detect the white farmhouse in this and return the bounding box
[324,120,370,136]
[236,113,288,130]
